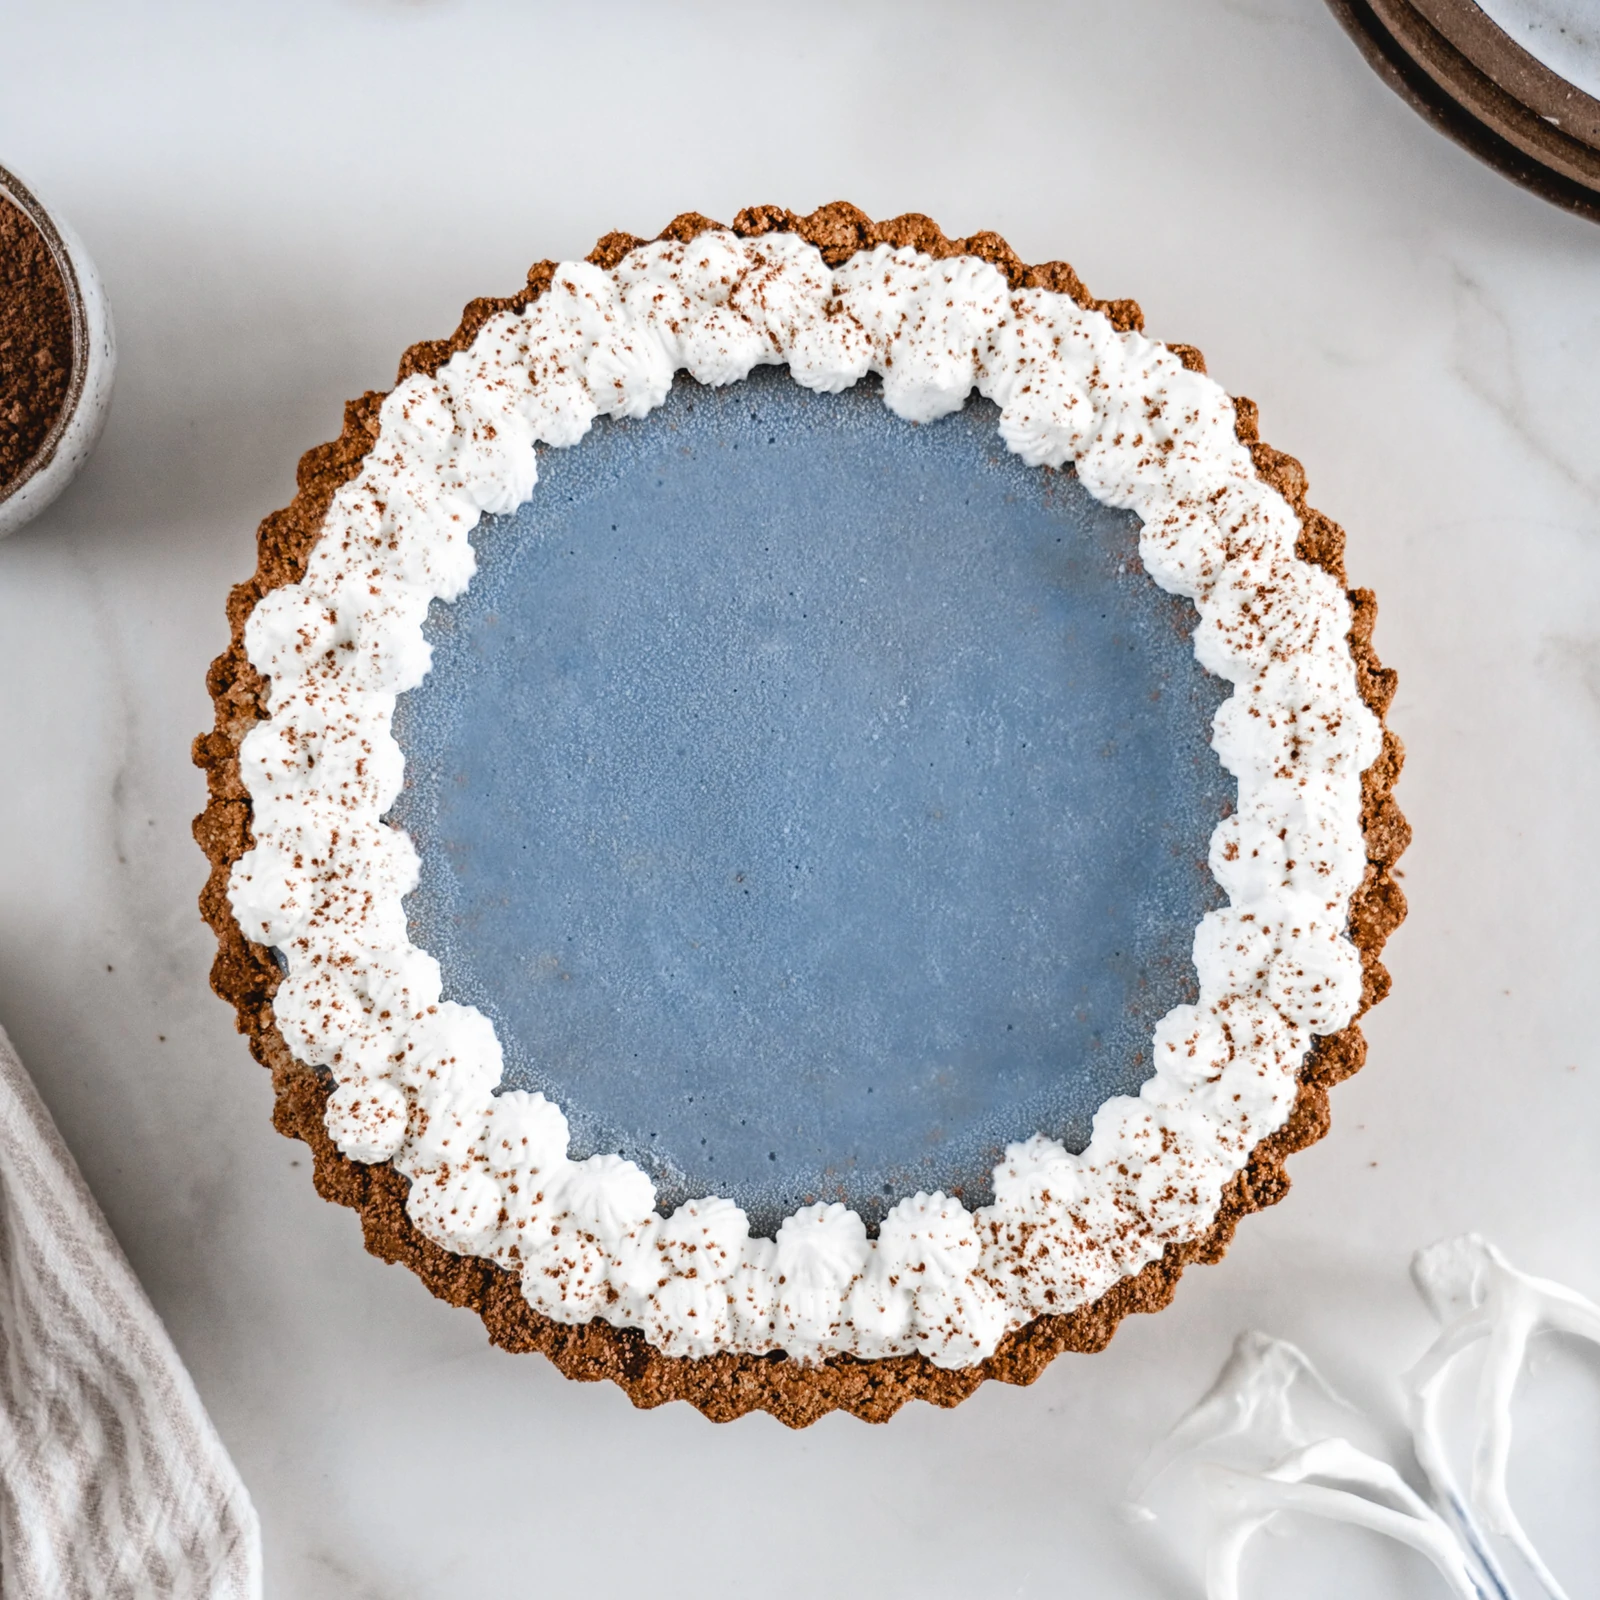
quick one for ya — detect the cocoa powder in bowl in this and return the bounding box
[0,191,74,494]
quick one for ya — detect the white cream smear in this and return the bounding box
[230,232,1379,1367]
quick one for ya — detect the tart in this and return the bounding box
[194,204,1407,1425]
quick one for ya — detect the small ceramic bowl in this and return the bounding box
[0,162,116,539]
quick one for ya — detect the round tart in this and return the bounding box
[195,204,1407,1425]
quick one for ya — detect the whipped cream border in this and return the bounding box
[229,231,1379,1369]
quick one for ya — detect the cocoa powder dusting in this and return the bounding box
[193,203,1408,1426]
[0,193,74,492]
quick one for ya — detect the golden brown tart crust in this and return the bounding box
[193,202,1408,1427]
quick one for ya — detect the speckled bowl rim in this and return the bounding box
[1327,0,1600,223]
[193,203,1408,1427]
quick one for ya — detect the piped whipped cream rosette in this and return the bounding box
[227,230,1380,1369]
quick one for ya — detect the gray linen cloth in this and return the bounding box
[0,1023,261,1598]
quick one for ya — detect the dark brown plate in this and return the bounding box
[1327,0,1600,220]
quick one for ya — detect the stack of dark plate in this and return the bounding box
[1329,0,1600,220]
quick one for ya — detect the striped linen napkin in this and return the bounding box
[0,1023,261,1599]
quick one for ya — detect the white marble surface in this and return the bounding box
[2,2,1599,1595]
